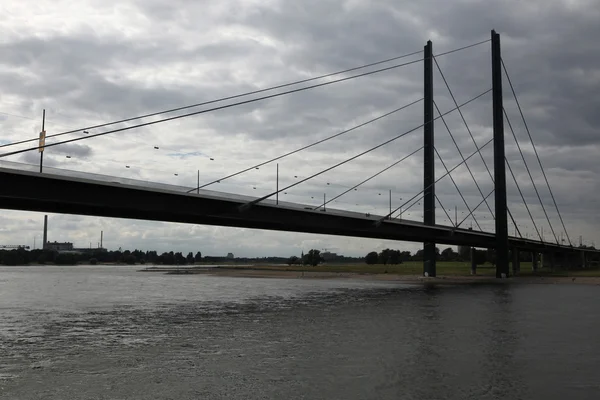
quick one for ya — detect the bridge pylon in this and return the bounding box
[423,40,436,277]
[492,30,509,278]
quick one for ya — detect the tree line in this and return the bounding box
[0,248,206,266]
[0,248,354,266]
[3,244,596,267]
[363,246,600,266]
[364,247,471,265]
[286,247,488,266]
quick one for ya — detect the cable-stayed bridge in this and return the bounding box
[1,30,596,277]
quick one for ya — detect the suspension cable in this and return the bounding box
[507,208,524,239]
[0,49,422,150]
[0,58,427,159]
[433,56,495,183]
[504,108,554,242]
[435,39,491,58]
[457,190,494,227]
[434,100,494,219]
[240,89,492,210]
[505,156,543,242]
[1,38,493,152]
[434,147,483,231]
[436,195,457,227]
[192,98,423,192]
[313,147,423,210]
[433,55,524,237]
[401,195,424,218]
[379,137,494,224]
[501,59,570,246]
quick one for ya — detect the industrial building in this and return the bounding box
[41,215,106,253]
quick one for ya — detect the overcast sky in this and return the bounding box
[1,0,599,257]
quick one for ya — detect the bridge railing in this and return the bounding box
[0,160,359,212]
[1,160,202,195]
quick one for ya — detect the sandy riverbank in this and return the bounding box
[151,267,600,285]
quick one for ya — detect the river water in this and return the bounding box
[1,265,599,399]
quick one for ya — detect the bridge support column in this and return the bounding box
[423,39,436,277]
[531,252,538,272]
[581,251,587,269]
[566,251,575,270]
[492,30,509,278]
[512,248,520,276]
[43,215,48,250]
[470,247,477,275]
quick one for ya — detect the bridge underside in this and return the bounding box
[0,168,589,255]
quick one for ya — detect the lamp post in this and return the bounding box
[455,205,457,227]
[39,109,46,173]
[389,190,392,219]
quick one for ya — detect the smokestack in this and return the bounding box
[43,215,48,249]
[100,230,103,249]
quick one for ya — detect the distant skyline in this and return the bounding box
[1,0,600,256]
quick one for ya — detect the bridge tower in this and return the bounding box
[491,30,509,278]
[423,40,436,277]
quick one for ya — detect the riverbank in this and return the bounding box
[140,264,600,285]
[205,268,600,285]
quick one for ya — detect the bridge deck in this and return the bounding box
[0,166,592,254]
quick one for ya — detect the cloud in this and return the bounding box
[1,0,599,255]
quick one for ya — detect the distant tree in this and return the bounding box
[378,249,392,265]
[412,248,440,261]
[37,250,56,264]
[94,250,109,263]
[473,249,487,265]
[146,251,158,264]
[400,251,412,262]
[132,249,144,261]
[174,252,186,265]
[365,251,379,265]
[159,252,175,265]
[389,250,401,265]
[287,256,299,266]
[458,246,471,261]
[1,250,25,266]
[441,247,458,262]
[55,253,78,265]
[412,249,425,261]
[124,254,137,265]
[186,252,195,264]
[303,249,323,266]
[194,251,202,262]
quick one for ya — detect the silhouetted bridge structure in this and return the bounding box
[1,30,597,277]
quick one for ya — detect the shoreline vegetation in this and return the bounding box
[2,247,599,285]
[139,262,600,285]
[2,261,599,284]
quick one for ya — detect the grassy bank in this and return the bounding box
[219,261,600,277]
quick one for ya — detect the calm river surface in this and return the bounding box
[1,265,599,399]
